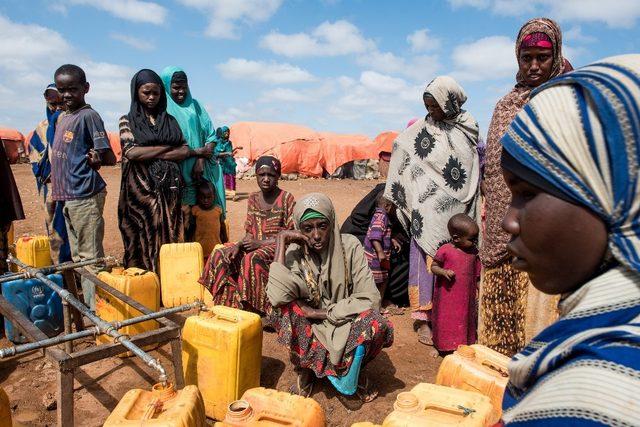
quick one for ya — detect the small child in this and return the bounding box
[430,213,481,352]
[192,181,228,258]
[364,195,395,307]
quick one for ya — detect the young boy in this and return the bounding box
[192,181,227,259]
[364,195,395,308]
[51,64,116,310]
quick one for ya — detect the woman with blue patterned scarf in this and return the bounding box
[498,54,640,426]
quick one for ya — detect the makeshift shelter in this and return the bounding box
[373,131,399,178]
[107,132,122,162]
[0,128,25,164]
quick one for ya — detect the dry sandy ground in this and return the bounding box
[1,164,441,426]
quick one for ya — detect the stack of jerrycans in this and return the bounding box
[215,387,325,426]
[182,306,262,420]
[436,344,510,423]
[103,383,207,426]
[15,235,52,268]
[159,243,213,307]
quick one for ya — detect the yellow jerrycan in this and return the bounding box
[103,383,206,426]
[351,424,380,427]
[159,243,212,307]
[182,306,262,420]
[15,235,51,268]
[436,344,510,422]
[383,383,495,427]
[0,387,12,427]
[215,387,326,426]
[96,267,160,354]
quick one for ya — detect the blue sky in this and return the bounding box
[1,0,639,139]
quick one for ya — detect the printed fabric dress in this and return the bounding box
[363,207,392,286]
[431,243,480,352]
[199,190,295,315]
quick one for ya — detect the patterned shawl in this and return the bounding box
[500,54,640,426]
[384,76,480,256]
[481,18,565,268]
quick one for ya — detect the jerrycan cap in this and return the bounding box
[394,392,420,412]
[456,345,476,359]
[111,267,125,276]
[227,400,254,421]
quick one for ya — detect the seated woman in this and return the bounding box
[268,193,394,403]
[199,156,295,316]
[498,54,640,425]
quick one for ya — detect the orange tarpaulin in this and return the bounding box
[0,128,25,164]
[107,131,122,162]
[230,122,392,176]
[373,131,399,154]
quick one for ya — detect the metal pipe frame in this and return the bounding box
[0,256,116,284]
[0,301,202,358]
[0,266,189,426]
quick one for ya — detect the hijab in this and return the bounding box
[255,155,282,175]
[481,17,567,267]
[127,69,183,147]
[384,76,480,256]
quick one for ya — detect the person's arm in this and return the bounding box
[220,214,228,244]
[297,301,327,320]
[430,259,455,280]
[371,240,387,262]
[86,112,115,168]
[125,145,174,161]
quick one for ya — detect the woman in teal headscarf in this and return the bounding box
[215,126,239,201]
[160,66,225,239]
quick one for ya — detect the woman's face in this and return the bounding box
[223,130,229,139]
[424,95,445,121]
[518,46,554,87]
[170,81,188,104]
[502,170,608,295]
[137,83,162,111]
[300,218,331,252]
[256,166,279,193]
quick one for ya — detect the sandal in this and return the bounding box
[417,323,433,346]
[356,376,379,403]
[289,369,314,398]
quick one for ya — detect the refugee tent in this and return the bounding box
[0,128,25,164]
[373,131,399,178]
[318,132,375,175]
[107,132,122,162]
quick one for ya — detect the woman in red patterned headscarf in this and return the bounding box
[480,18,571,356]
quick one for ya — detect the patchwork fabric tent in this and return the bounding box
[230,122,393,177]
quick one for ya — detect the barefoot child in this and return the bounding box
[192,181,227,259]
[364,195,395,309]
[430,213,480,352]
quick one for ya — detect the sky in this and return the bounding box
[1,0,639,140]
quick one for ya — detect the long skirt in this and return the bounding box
[271,302,394,377]
[408,239,434,321]
[223,174,236,191]
[199,244,275,315]
[478,261,559,356]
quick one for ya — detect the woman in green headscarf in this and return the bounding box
[160,66,225,238]
[268,193,394,403]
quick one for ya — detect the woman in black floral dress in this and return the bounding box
[383,76,481,345]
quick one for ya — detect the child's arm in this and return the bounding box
[431,259,455,281]
[220,215,228,244]
[371,239,387,262]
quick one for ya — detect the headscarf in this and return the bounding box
[267,193,381,365]
[384,76,480,256]
[501,54,640,273]
[481,17,567,267]
[255,156,281,175]
[127,69,184,147]
[29,83,61,193]
[160,66,225,211]
[214,125,237,175]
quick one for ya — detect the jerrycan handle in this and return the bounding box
[256,412,299,425]
[215,311,240,323]
[423,403,476,418]
[141,398,162,420]
[481,360,509,377]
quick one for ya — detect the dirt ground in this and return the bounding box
[1,164,441,426]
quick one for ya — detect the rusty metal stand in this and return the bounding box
[0,268,187,426]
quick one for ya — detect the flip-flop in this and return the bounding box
[356,376,379,403]
[289,371,314,398]
[417,324,434,346]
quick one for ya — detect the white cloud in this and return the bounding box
[407,29,441,52]
[110,33,155,51]
[356,50,440,83]
[451,36,516,81]
[260,20,375,57]
[216,58,315,84]
[178,0,283,39]
[448,0,640,28]
[69,0,167,25]
[259,88,308,103]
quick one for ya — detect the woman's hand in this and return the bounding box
[221,244,241,263]
[240,236,261,252]
[298,301,328,320]
[195,144,213,159]
[277,230,310,247]
[192,158,205,182]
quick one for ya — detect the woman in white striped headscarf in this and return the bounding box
[498,54,640,426]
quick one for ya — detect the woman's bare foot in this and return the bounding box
[290,368,315,398]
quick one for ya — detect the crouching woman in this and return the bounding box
[267,193,394,403]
